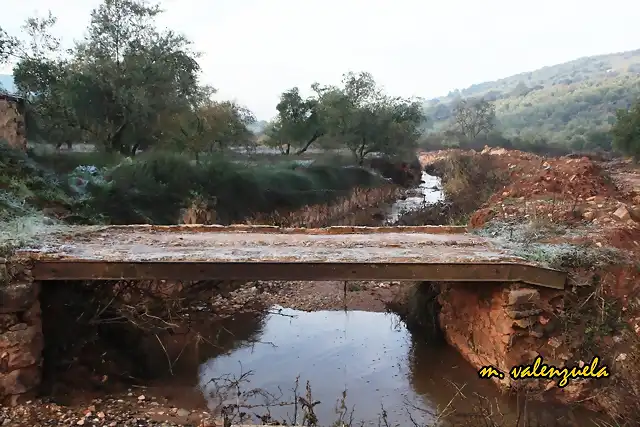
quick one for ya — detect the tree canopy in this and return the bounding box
[265,72,424,163]
[0,0,254,156]
[423,49,640,152]
[611,101,640,160]
[1,2,424,163]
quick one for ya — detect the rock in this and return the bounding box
[0,325,43,370]
[176,408,189,417]
[513,318,535,328]
[629,206,640,223]
[0,365,41,395]
[507,289,540,306]
[137,395,145,401]
[0,314,19,331]
[548,337,562,349]
[0,283,37,314]
[506,308,542,319]
[582,210,595,221]
[8,323,27,332]
[612,205,631,221]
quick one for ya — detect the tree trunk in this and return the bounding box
[294,132,322,155]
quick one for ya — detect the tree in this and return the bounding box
[70,0,209,155]
[265,87,324,155]
[7,0,213,156]
[172,100,256,160]
[0,26,19,65]
[452,98,496,140]
[611,101,640,159]
[318,72,424,164]
[10,13,83,149]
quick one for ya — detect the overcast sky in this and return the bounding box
[2,0,639,120]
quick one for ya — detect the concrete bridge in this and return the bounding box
[11,224,566,288]
[1,225,567,403]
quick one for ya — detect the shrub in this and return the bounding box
[0,140,74,221]
[85,151,386,224]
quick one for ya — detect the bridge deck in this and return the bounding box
[14,225,566,289]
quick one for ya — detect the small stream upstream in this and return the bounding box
[385,172,442,225]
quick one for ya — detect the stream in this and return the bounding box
[135,175,598,426]
[385,172,443,225]
[143,309,596,426]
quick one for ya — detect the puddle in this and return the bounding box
[143,308,600,426]
[385,172,443,224]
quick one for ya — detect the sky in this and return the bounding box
[2,0,640,120]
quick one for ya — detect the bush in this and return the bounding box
[0,140,74,221]
[85,151,386,224]
[28,145,125,174]
[435,152,508,208]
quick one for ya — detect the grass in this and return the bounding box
[472,219,630,270]
[86,150,387,225]
[0,142,389,229]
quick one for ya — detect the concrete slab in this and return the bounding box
[13,225,567,289]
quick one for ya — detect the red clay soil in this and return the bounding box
[419,147,640,417]
[420,145,640,299]
[443,147,640,250]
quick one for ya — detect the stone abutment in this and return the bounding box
[438,282,567,394]
[0,259,43,405]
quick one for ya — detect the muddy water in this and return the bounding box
[385,172,443,224]
[141,308,597,426]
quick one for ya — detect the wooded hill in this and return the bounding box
[423,48,640,151]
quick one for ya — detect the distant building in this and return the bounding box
[0,93,27,151]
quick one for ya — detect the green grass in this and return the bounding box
[1,140,389,230]
[86,151,386,224]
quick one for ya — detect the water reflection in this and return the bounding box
[386,172,443,224]
[192,308,598,426]
[198,308,414,424]
[137,310,267,408]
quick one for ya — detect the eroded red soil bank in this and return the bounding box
[420,146,640,420]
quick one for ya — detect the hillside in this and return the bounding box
[423,48,640,150]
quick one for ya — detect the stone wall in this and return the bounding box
[0,259,43,405]
[438,282,566,394]
[0,95,27,151]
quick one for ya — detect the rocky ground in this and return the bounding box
[421,146,640,419]
[240,279,407,312]
[0,392,218,426]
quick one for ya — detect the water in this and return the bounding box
[185,308,596,426]
[386,172,443,224]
